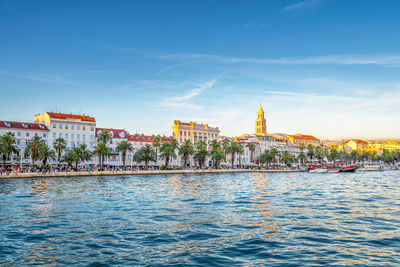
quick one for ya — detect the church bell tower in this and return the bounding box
[255,105,267,136]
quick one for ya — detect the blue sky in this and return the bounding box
[1,0,400,139]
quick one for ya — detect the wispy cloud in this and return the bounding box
[283,0,320,11]
[157,53,400,67]
[0,70,84,87]
[161,80,216,110]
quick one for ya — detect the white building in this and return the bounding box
[34,112,96,150]
[173,120,220,147]
[95,128,128,167]
[0,120,49,166]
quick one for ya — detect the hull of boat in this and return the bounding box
[309,168,328,173]
[339,166,358,172]
[327,168,341,173]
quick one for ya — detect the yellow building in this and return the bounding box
[172,120,220,144]
[255,105,267,136]
[288,134,321,146]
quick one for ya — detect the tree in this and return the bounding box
[350,150,359,163]
[133,144,157,169]
[280,150,295,167]
[116,140,133,169]
[62,150,77,169]
[0,131,18,167]
[330,149,339,162]
[209,140,221,168]
[222,140,230,162]
[39,145,56,168]
[178,140,194,168]
[97,130,112,144]
[159,142,177,168]
[94,142,111,170]
[259,149,273,168]
[360,151,370,162]
[211,149,225,169]
[194,141,209,168]
[53,137,66,162]
[249,143,256,163]
[298,151,306,165]
[383,151,394,163]
[270,148,279,166]
[324,148,331,162]
[299,143,306,152]
[170,138,178,151]
[226,141,239,168]
[152,136,161,162]
[314,146,323,163]
[237,144,244,167]
[74,144,92,170]
[307,144,315,160]
[24,136,45,167]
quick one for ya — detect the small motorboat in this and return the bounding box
[327,168,341,173]
[309,168,328,173]
[339,166,358,172]
[359,165,383,171]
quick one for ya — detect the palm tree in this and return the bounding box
[159,142,177,168]
[133,144,157,169]
[179,140,194,168]
[97,130,112,144]
[350,150,359,164]
[314,146,323,163]
[227,141,239,168]
[53,137,66,162]
[24,136,45,167]
[307,144,315,161]
[116,140,133,170]
[39,145,56,168]
[270,148,279,166]
[222,140,230,162]
[299,142,306,152]
[152,136,161,162]
[259,149,273,169]
[194,141,209,168]
[324,148,331,163]
[248,143,256,163]
[330,149,339,162]
[73,144,92,170]
[237,144,244,168]
[62,150,77,169]
[209,140,221,167]
[94,142,111,170]
[298,151,306,165]
[0,132,18,167]
[210,149,225,169]
[280,150,295,167]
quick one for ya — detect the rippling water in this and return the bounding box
[1,171,400,266]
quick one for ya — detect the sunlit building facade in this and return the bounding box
[173,120,220,146]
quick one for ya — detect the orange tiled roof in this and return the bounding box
[127,134,172,143]
[344,139,367,144]
[47,112,95,122]
[290,134,320,141]
[0,121,49,131]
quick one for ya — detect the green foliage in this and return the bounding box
[194,141,209,168]
[24,136,45,166]
[97,130,112,144]
[134,144,157,169]
[0,131,18,167]
[179,140,194,168]
[94,142,111,170]
[53,137,66,162]
[159,142,177,168]
[39,145,56,167]
[116,140,133,169]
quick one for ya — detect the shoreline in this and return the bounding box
[0,169,304,179]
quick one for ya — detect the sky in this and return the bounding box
[1,0,400,140]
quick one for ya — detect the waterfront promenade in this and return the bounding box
[0,168,303,179]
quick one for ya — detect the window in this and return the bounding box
[53,124,56,129]
[43,133,46,138]
[90,126,94,131]
[26,132,30,137]
[77,134,80,139]
[83,134,86,139]
[53,133,56,138]
[65,133,69,138]
[90,135,94,140]
[65,124,68,129]
[77,125,80,130]
[59,133,62,137]
[71,134,74,139]
[83,126,86,131]
[59,124,62,129]
[17,132,21,137]
[17,140,20,145]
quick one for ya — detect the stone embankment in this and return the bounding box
[0,169,304,179]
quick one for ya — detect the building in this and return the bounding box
[288,134,320,147]
[0,120,49,165]
[340,139,368,152]
[255,105,267,136]
[95,128,129,167]
[34,112,96,150]
[172,120,220,146]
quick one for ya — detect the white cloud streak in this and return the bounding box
[283,0,320,11]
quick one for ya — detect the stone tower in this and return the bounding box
[255,105,267,136]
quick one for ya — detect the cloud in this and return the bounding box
[157,53,400,67]
[161,80,216,110]
[283,0,320,11]
[0,70,84,87]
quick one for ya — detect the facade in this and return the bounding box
[34,112,96,150]
[0,121,49,165]
[340,139,368,152]
[288,134,321,147]
[173,120,220,146]
[255,105,267,136]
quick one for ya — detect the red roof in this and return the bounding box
[345,139,367,144]
[0,121,49,131]
[290,134,320,141]
[46,112,95,122]
[127,134,172,143]
[96,128,128,139]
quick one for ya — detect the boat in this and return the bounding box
[309,168,328,173]
[327,168,341,173]
[339,166,358,172]
[359,164,384,171]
